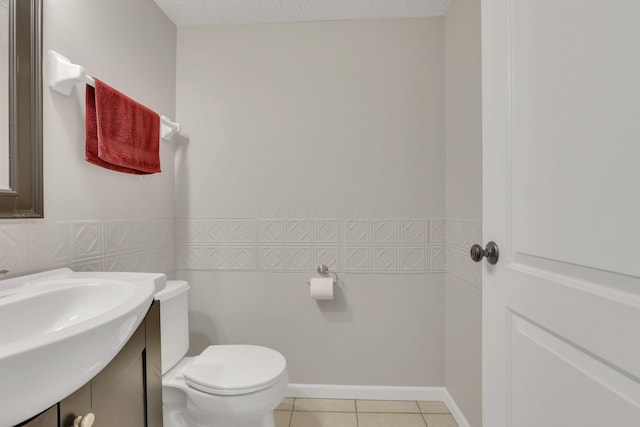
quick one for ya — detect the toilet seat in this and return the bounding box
[183,345,287,396]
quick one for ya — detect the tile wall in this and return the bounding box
[0,219,176,277]
[445,219,482,288]
[0,217,481,283]
[177,218,446,274]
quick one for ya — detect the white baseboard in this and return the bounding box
[286,384,471,427]
[287,384,445,401]
[442,388,472,427]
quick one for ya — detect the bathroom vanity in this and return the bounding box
[16,301,162,427]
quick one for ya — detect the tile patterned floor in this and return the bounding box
[274,398,459,427]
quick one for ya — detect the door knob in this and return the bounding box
[470,241,499,265]
[73,413,95,427]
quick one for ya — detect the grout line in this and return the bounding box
[288,398,294,427]
[419,401,429,427]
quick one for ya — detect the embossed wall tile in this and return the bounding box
[178,246,200,269]
[104,220,129,253]
[130,220,154,249]
[259,247,285,271]
[177,220,195,243]
[400,219,426,244]
[373,220,398,244]
[373,246,398,272]
[230,246,257,270]
[287,220,313,244]
[72,257,104,272]
[230,220,257,244]
[446,247,481,288]
[178,246,195,269]
[430,245,446,273]
[201,220,228,242]
[430,219,446,244]
[345,246,371,272]
[166,246,177,271]
[287,246,312,271]
[470,258,482,285]
[131,250,156,272]
[345,220,370,244]
[445,220,458,247]
[314,219,340,244]
[446,219,481,249]
[181,220,228,243]
[104,253,131,272]
[194,246,228,269]
[259,220,285,244]
[469,221,482,248]
[28,222,70,270]
[179,220,198,243]
[0,224,27,275]
[314,246,339,271]
[72,221,102,260]
[153,219,176,247]
[446,247,456,274]
[148,247,172,273]
[400,246,426,272]
[456,220,474,248]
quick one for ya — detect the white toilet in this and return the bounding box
[155,280,288,427]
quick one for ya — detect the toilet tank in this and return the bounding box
[154,280,191,374]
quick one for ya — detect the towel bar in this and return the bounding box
[47,50,181,141]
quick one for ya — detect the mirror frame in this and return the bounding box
[0,0,42,218]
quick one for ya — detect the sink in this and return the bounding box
[0,268,166,426]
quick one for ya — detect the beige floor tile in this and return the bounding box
[293,398,356,412]
[356,400,420,413]
[423,414,459,427]
[277,398,294,411]
[417,401,450,414]
[274,410,292,427]
[290,411,358,427]
[358,413,427,427]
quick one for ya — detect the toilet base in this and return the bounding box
[163,404,275,427]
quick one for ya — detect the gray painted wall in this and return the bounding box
[43,0,177,222]
[444,0,483,425]
[0,0,177,279]
[175,18,447,386]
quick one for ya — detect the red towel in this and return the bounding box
[86,79,161,174]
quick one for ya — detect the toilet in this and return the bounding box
[155,280,288,427]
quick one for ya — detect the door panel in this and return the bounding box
[482,0,640,425]
[510,314,640,427]
[510,0,640,277]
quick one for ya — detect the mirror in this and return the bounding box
[0,0,42,218]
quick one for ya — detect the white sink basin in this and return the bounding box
[0,268,166,426]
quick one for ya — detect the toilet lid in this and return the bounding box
[184,345,287,396]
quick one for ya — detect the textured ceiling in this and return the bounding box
[153,0,453,27]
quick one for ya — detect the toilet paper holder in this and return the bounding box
[307,264,338,286]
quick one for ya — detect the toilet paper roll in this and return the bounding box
[309,277,334,300]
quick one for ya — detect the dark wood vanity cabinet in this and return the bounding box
[17,301,162,427]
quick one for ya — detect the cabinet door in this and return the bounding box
[145,301,163,427]
[59,322,146,427]
[16,406,58,427]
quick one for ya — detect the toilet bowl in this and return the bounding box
[156,281,288,427]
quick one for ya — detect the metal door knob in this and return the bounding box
[470,241,499,265]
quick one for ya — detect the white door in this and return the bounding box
[482,0,640,426]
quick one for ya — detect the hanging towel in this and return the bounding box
[86,78,161,174]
